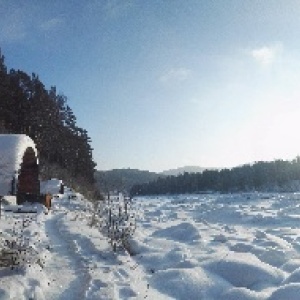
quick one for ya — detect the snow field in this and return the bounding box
[131,193,300,299]
[2,192,300,299]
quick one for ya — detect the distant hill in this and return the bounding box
[95,166,214,195]
[160,166,210,176]
[95,169,164,194]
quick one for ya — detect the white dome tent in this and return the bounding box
[0,134,40,204]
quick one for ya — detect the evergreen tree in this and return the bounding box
[0,48,99,198]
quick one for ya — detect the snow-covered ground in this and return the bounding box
[2,192,300,299]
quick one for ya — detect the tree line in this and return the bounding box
[0,49,99,198]
[130,158,300,196]
[95,168,163,195]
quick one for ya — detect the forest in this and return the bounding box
[131,158,300,196]
[0,49,98,198]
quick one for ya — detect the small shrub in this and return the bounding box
[96,194,136,253]
[0,215,40,269]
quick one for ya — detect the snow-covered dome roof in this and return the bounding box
[0,134,38,196]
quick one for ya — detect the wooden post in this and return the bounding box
[0,196,2,219]
[11,176,16,195]
[45,193,52,210]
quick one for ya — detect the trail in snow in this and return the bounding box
[43,212,90,300]
[0,193,157,299]
[42,195,146,300]
[42,199,115,300]
[0,193,153,299]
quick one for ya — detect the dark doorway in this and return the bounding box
[17,147,40,205]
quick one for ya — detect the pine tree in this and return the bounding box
[0,48,99,197]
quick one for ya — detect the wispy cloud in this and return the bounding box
[103,0,135,18]
[250,44,282,66]
[0,7,27,42]
[159,68,192,83]
[0,3,64,43]
[40,18,63,31]
[0,22,26,42]
[86,0,135,20]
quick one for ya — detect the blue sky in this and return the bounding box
[1,1,300,172]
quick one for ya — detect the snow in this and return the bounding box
[40,179,62,195]
[0,134,38,196]
[2,192,300,299]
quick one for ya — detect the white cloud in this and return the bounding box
[160,68,192,83]
[250,44,282,66]
[40,18,63,31]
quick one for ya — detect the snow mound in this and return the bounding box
[150,267,230,299]
[230,242,253,253]
[151,222,200,243]
[283,268,300,284]
[125,238,155,255]
[213,233,228,243]
[259,248,287,267]
[268,283,300,300]
[202,252,285,290]
[138,247,197,271]
[222,287,265,300]
[281,259,300,272]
